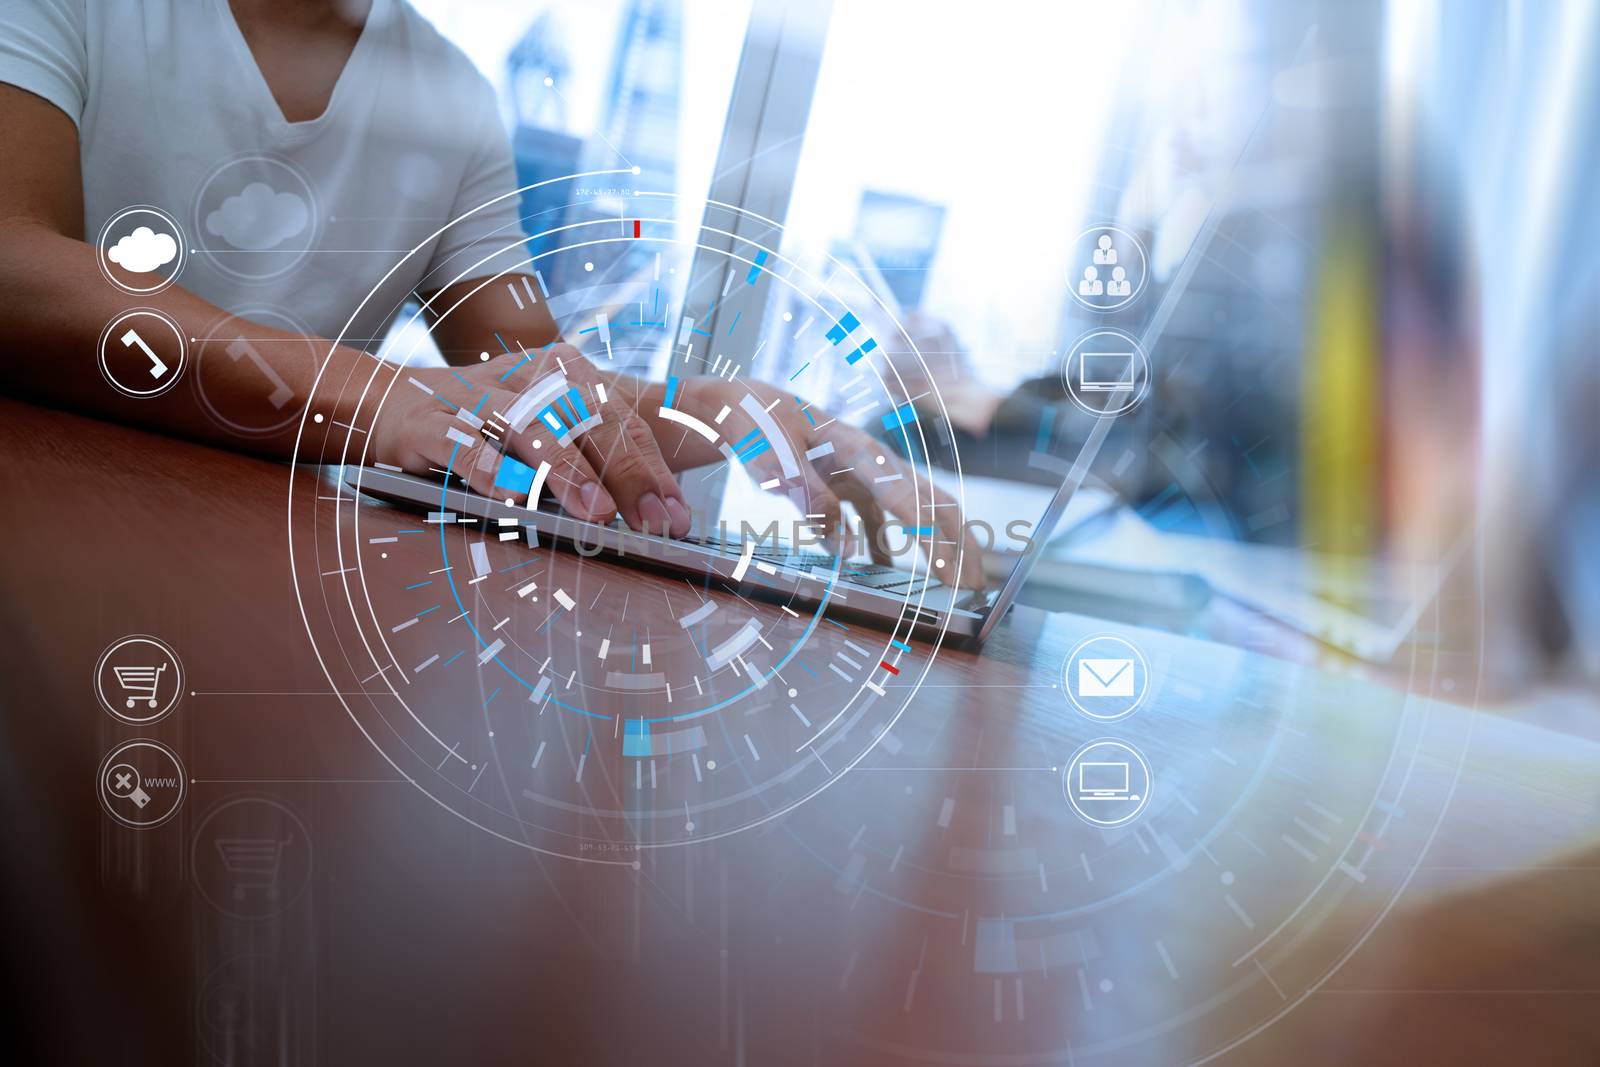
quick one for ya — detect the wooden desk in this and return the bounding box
[3,397,1596,1065]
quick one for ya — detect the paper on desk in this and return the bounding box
[928,469,1117,552]
[1034,507,1446,660]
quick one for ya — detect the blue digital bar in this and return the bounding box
[1035,405,1056,452]
[622,719,651,757]
[745,249,769,284]
[881,402,918,431]
[845,337,878,365]
[538,405,567,435]
[826,312,861,345]
[493,454,537,494]
[662,375,680,408]
[560,387,590,421]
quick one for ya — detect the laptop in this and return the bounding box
[349,109,1251,646]
[347,408,1115,648]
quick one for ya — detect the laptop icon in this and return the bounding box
[1077,761,1132,799]
[1078,351,1136,391]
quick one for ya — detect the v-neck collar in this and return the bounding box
[214,0,390,141]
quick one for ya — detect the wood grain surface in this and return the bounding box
[1,396,1595,1065]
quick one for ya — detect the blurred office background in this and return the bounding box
[400,0,1599,687]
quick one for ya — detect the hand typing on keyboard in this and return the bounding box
[633,376,987,592]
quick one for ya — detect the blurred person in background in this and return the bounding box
[1402,0,1600,687]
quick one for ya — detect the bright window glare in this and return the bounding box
[406,0,748,212]
[785,1,1147,386]
[385,0,750,367]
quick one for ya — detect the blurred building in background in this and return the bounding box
[586,0,682,196]
[507,0,685,372]
[847,191,947,312]
[506,14,582,262]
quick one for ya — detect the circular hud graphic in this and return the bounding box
[289,174,969,861]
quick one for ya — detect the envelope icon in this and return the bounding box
[1078,658,1134,698]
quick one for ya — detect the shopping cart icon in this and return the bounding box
[215,837,291,901]
[112,662,167,709]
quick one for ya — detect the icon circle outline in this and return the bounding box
[1067,224,1148,312]
[191,795,313,921]
[192,304,312,437]
[1062,737,1152,827]
[1062,632,1150,722]
[94,633,185,724]
[97,308,188,399]
[1060,327,1150,418]
[96,204,187,296]
[97,738,187,829]
[191,153,320,282]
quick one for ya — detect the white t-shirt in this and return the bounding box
[0,0,528,344]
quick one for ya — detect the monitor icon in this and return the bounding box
[1077,761,1133,799]
[1063,740,1152,826]
[1062,329,1150,417]
[1079,351,1136,391]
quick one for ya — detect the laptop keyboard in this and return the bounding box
[521,513,945,594]
[688,531,943,592]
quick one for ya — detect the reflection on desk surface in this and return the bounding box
[1,400,1596,1065]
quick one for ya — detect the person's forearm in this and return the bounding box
[0,218,377,458]
[425,273,561,365]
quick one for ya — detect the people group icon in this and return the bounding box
[1079,263,1132,298]
[1074,229,1140,306]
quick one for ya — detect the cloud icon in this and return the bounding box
[106,226,178,274]
[205,182,309,250]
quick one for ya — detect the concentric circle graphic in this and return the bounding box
[764,400,1483,1066]
[288,172,969,861]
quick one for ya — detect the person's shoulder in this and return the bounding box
[385,1,493,96]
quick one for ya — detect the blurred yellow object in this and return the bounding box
[1302,220,1379,591]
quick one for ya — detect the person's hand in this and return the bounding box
[370,344,692,537]
[653,375,987,590]
[880,311,1003,437]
